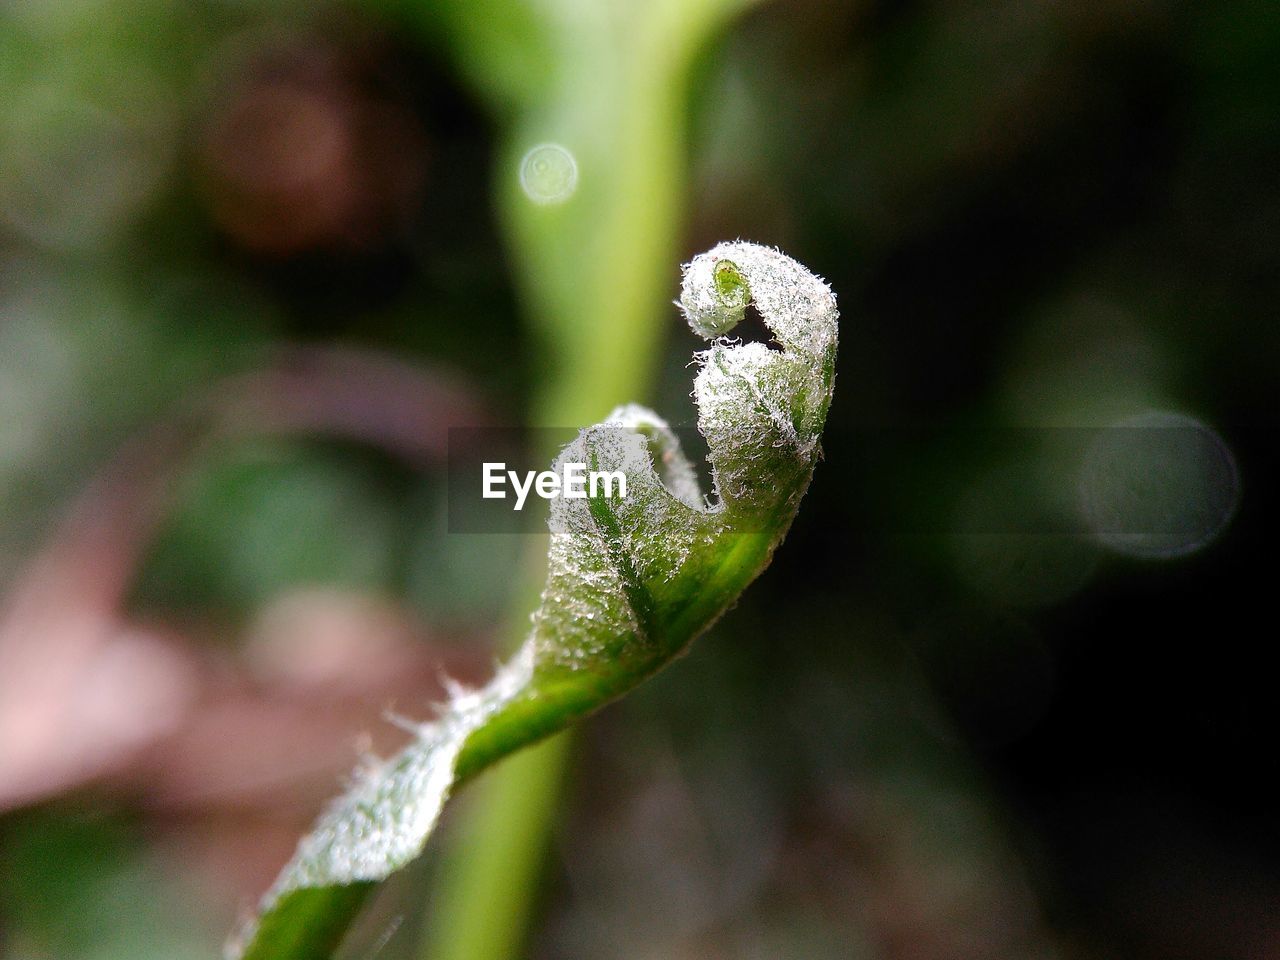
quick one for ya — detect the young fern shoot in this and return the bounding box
[229,241,839,960]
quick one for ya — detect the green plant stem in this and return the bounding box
[419,80,682,960]
[422,734,572,960]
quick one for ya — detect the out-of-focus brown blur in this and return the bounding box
[1,1,1277,959]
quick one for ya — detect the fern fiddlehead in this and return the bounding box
[230,241,838,960]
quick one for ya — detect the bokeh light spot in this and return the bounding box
[519,143,578,205]
[1078,410,1239,559]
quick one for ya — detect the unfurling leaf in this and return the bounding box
[229,242,839,960]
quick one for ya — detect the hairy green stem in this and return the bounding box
[227,241,838,960]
